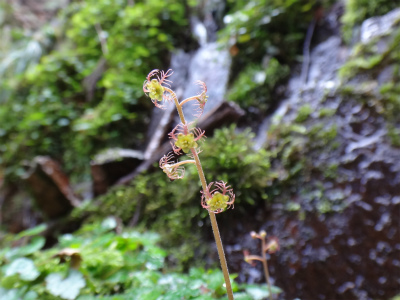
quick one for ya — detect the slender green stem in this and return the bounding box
[165,87,186,124]
[208,211,234,300]
[191,149,234,300]
[261,238,273,300]
[191,149,207,192]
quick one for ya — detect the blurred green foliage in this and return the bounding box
[0,0,191,181]
[0,221,281,300]
[72,125,275,268]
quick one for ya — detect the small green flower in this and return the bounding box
[206,192,230,212]
[146,79,164,102]
[201,181,235,214]
[143,69,173,109]
[175,133,198,153]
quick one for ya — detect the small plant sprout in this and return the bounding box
[244,230,280,300]
[144,69,236,300]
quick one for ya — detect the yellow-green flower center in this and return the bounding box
[206,192,229,212]
[147,79,164,102]
[175,133,197,153]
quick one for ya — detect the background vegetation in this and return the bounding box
[1,0,398,299]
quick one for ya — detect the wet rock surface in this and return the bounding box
[222,8,400,300]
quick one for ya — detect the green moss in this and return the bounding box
[387,125,400,147]
[286,201,301,212]
[339,54,383,78]
[318,107,336,118]
[341,0,399,42]
[264,118,342,215]
[295,104,313,123]
[340,28,400,80]
[323,163,339,179]
[227,59,289,111]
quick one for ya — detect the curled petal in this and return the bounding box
[159,153,185,180]
[194,81,208,118]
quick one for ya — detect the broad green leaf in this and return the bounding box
[23,291,38,300]
[0,288,18,300]
[5,258,40,281]
[45,270,86,300]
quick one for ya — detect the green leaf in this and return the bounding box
[6,236,46,260]
[5,258,40,281]
[23,291,38,300]
[45,270,86,300]
[0,288,18,300]
[14,224,47,240]
[245,284,282,300]
[101,217,118,231]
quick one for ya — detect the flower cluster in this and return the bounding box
[145,69,235,214]
[145,68,236,298]
[249,231,280,254]
[243,230,280,265]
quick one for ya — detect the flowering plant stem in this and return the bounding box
[191,149,234,300]
[171,89,234,299]
[144,69,235,299]
[244,231,280,300]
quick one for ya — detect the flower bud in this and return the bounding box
[266,237,280,254]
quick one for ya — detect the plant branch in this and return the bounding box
[179,96,198,107]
